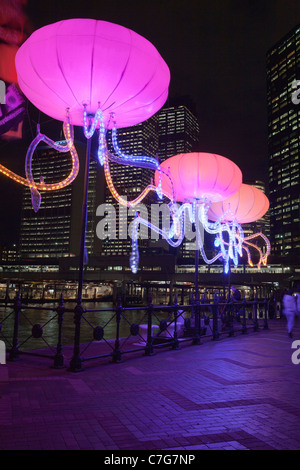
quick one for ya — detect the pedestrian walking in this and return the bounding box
[282,288,297,338]
[295,285,300,321]
[230,286,241,302]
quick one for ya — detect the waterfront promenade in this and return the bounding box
[1,318,300,451]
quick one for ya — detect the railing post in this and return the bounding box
[69,301,84,372]
[53,294,65,369]
[263,295,269,330]
[112,295,122,363]
[8,291,21,361]
[253,294,259,332]
[212,293,219,340]
[228,298,234,337]
[242,296,247,334]
[172,294,180,350]
[190,293,195,324]
[145,294,155,356]
[193,295,201,345]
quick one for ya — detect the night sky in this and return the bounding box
[0,0,299,247]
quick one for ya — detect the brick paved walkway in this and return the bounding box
[1,319,300,451]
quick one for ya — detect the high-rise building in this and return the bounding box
[157,104,200,162]
[267,24,300,258]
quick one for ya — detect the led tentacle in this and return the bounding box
[0,117,79,213]
[130,205,186,273]
[111,126,159,170]
[25,118,78,212]
[241,232,271,268]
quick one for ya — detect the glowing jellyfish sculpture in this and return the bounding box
[130,153,270,274]
[130,152,242,274]
[6,18,270,277]
[5,18,170,211]
[207,183,270,268]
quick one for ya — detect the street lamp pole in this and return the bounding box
[77,135,92,304]
[69,131,92,372]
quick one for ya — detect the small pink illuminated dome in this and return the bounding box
[207,183,269,223]
[155,152,242,203]
[15,19,170,128]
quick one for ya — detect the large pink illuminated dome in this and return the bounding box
[207,183,269,223]
[15,19,170,128]
[155,152,242,203]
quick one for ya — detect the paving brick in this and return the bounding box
[0,320,300,450]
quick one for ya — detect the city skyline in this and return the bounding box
[0,1,300,248]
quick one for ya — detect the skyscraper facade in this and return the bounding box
[267,24,300,258]
[157,104,200,162]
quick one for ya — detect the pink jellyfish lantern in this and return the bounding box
[15,18,170,130]
[207,183,270,268]
[10,18,170,212]
[154,152,242,202]
[130,152,244,274]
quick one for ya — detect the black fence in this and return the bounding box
[0,291,270,371]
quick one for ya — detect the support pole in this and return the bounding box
[77,135,92,305]
[194,202,199,302]
[193,202,201,344]
[8,291,21,361]
[53,294,65,369]
[69,134,92,372]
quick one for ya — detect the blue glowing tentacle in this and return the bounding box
[83,107,103,139]
[111,126,159,170]
[129,210,185,273]
[156,167,163,200]
[83,107,107,166]
[200,244,224,265]
[192,207,224,265]
[97,111,106,166]
[130,214,140,274]
[200,203,244,269]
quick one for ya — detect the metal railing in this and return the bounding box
[0,292,270,371]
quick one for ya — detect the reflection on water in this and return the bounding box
[0,301,173,352]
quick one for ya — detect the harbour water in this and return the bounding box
[0,301,173,352]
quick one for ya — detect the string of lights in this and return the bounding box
[0,117,79,212]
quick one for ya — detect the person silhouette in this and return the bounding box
[282,288,297,338]
[295,285,300,321]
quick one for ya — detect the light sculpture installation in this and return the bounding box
[128,154,271,275]
[1,17,271,371]
[207,183,271,268]
[9,18,270,282]
[129,152,247,275]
